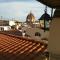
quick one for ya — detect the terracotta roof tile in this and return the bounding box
[0,34,47,60]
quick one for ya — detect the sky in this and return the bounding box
[0,0,53,22]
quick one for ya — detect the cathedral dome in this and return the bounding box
[26,12,35,23]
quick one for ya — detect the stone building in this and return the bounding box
[0,20,11,31]
[0,20,9,26]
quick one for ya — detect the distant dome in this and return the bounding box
[39,13,51,21]
[26,12,35,23]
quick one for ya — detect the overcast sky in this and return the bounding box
[0,0,52,22]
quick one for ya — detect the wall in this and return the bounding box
[49,18,60,54]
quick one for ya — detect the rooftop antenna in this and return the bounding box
[1,16,3,20]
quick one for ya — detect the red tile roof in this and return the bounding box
[0,33,47,60]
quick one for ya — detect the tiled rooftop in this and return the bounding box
[0,33,47,60]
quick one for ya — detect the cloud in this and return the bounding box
[0,0,36,2]
[0,1,52,22]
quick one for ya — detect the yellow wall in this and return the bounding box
[49,18,60,54]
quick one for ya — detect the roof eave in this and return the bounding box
[37,0,60,8]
